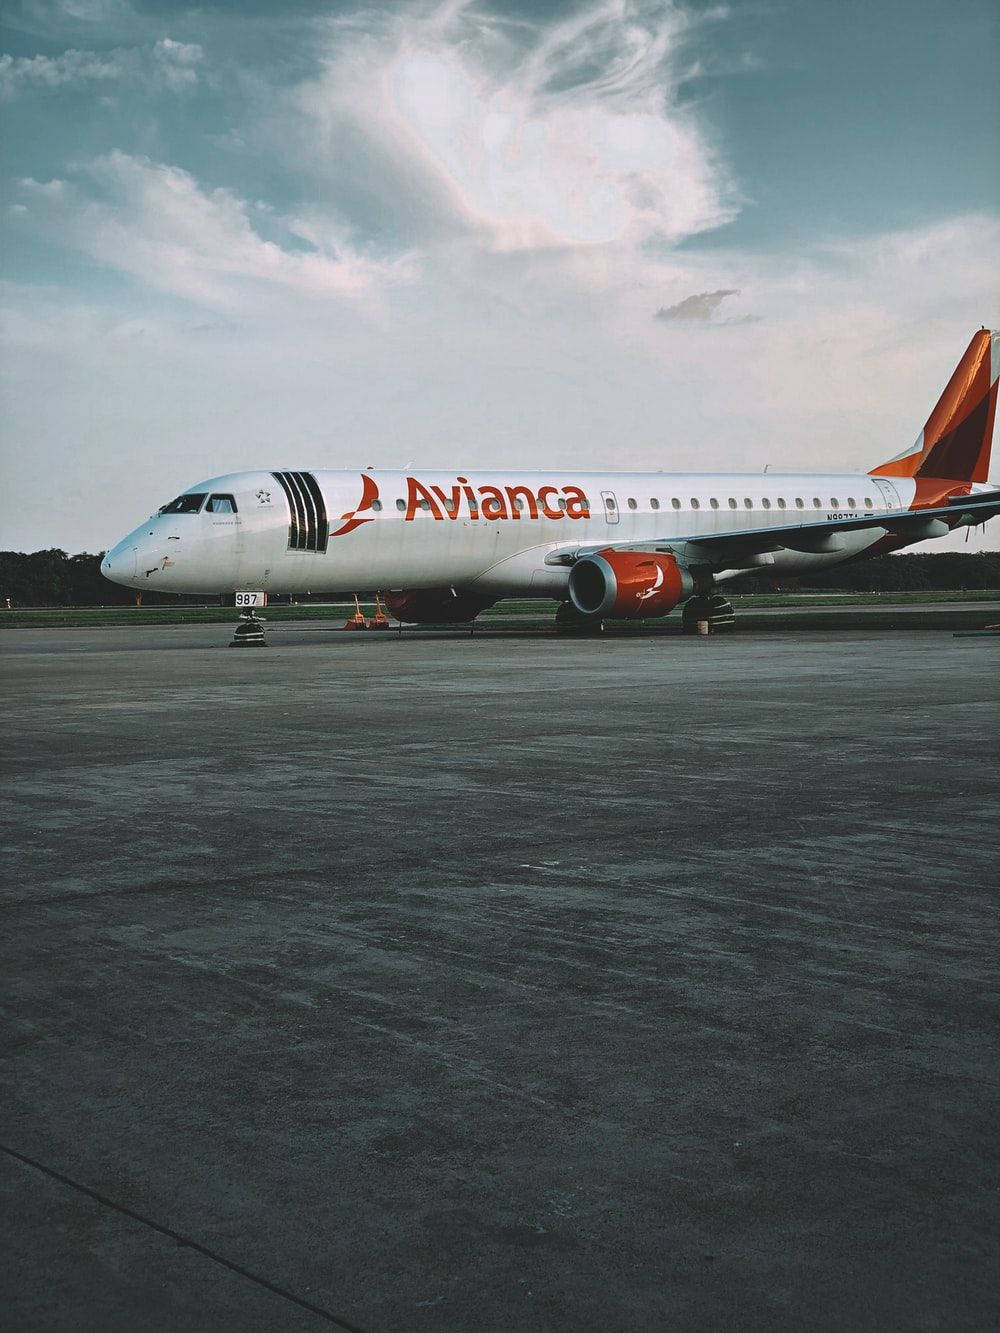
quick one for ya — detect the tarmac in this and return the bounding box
[2,623,998,1331]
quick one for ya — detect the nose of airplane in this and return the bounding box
[101,543,137,587]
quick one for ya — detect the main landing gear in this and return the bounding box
[681,593,736,635]
[555,602,605,635]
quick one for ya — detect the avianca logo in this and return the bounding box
[330,472,379,538]
[403,476,590,521]
[636,564,664,602]
[330,473,593,537]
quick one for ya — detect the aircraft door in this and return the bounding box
[601,490,620,524]
[871,476,901,512]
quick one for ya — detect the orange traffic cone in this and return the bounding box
[344,594,368,630]
[368,593,390,630]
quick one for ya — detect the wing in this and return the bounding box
[544,490,1000,569]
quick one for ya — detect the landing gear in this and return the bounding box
[555,602,605,635]
[229,611,267,647]
[681,593,735,635]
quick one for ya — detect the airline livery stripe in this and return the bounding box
[272,471,301,548]
[287,472,314,548]
[272,470,328,553]
[300,471,329,553]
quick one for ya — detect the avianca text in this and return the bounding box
[404,476,590,521]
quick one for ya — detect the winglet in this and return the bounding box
[870,329,998,482]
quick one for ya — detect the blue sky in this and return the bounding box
[1,0,998,553]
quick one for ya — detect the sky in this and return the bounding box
[1,0,998,555]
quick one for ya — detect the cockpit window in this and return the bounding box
[159,493,207,514]
[205,494,238,514]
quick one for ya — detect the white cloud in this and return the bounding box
[0,48,129,95]
[291,0,735,252]
[0,35,203,98]
[152,37,204,92]
[14,153,414,307]
[1,1,997,558]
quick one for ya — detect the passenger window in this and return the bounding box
[159,493,207,514]
[762,497,771,509]
[830,497,839,508]
[690,498,700,510]
[650,498,660,510]
[419,499,431,510]
[627,498,637,510]
[743,498,753,508]
[370,499,382,512]
[728,498,738,509]
[795,498,804,509]
[777,498,787,509]
[396,498,405,511]
[605,496,616,510]
[864,497,874,509]
[671,498,681,509]
[813,497,822,508]
[710,497,719,509]
[847,496,857,508]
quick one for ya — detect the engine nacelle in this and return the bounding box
[383,588,497,624]
[567,549,694,619]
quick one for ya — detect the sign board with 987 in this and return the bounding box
[235,591,267,608]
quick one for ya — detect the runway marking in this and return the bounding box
[0,1142,368,1332]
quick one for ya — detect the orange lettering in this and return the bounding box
[478,484,508,520]
[563,485,589,520]
[431,484,463,519]
[505,485,538,520]
[538,485,563,520]
[405,476,444,520]
[457,477,479,520]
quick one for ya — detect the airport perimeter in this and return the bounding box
[3,626,998,1331]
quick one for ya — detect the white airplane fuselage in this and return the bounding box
[102,467,933,598]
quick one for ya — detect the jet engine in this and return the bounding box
[567,549,694,619]
[383,588,497,624]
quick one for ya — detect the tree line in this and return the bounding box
[1,547,998,607]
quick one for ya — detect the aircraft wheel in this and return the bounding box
[682,594,735,634]
[555,602,605,635]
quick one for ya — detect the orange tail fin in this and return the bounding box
[870,329,997,482]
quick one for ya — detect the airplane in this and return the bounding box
[102,328,1000,632]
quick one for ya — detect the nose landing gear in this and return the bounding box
[229,610,267,647]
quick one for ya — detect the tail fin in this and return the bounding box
[870,328,998,482]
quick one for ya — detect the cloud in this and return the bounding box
[0,36,204,98]
[0,48,128,96]
[1,1,997,561]
[290,0,737,252]
[14,153,413,307]
[655,288,739,321]
[152,38,204,92]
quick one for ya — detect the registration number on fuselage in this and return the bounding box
[827,511,859,521]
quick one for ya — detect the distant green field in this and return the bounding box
[2,588,997,630]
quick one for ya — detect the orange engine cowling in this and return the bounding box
[568,549,694,619]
